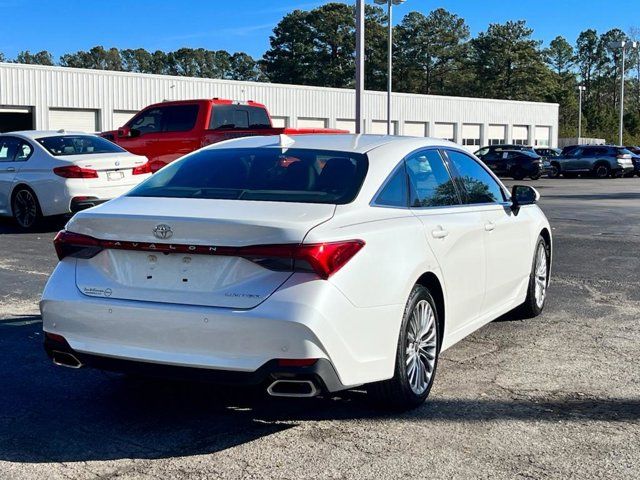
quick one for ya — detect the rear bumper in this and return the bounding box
[44,334,345,392]
[70,197,108,213]
[40,260,402,389]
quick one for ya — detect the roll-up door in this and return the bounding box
[49,108,99,132]
[297,118,327,129]
[403,122,427,137]
[112,110,138,129]
[535,126,551,146]
[488,124,506,145]
[461,124,481,147]
[434,123,455,142]
[335,119,356,133]
[512,125,529,146]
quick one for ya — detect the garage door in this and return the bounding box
[335,119,356,133]
[271,117,288,128]
[512,125,529,146]
[370,120,397,135]
[297,118,327,129]
[112,110,138,129]
[535,126,551,146]
[488,124,506,145]
[49,109,99,132]
[403,122,427,137]
[434,123,455,142]
[0,106,33,132]
[461,124,481,149]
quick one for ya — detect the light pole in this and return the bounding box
[374,0,406,135]
[577,85,586,141]
[355,0,365,134]
[608,40,638,145]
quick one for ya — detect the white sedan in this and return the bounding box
[41,134,551,409]
[0,130,152,229]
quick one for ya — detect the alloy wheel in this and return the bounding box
[595,165,609,178]
[13,190,38,228]
[534,242,548,309]
[405,299,438,395]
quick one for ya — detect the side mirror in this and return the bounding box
[117,126,130,138]
[511,185,540,215]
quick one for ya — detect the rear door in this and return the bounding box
[406,149,486,334]
[444,149,531,314]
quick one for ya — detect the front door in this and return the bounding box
[443,149,529,316]
[0,136,22,214]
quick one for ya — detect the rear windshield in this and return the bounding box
[37,135,125,156]
[129,148,368,204]
[209,105,271,130]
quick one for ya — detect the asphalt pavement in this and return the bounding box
[0,177,639,479]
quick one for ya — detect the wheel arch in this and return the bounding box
[415,272,445,350]
[539,227,552,275]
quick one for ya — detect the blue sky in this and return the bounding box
[1,0,638,60]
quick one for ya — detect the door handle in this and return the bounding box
[431,227,449,239]
[4,167,15,172]
[485,222,496,232]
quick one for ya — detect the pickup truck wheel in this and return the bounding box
[594,163,610,179]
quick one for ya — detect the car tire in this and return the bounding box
[11,187,42,230]
[518,236,550,319]
[367,285,439,410]
[594,163,610,179]
[530,173,541,180]
[549,162,561,178]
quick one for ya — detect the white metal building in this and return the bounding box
[0,63,559,149]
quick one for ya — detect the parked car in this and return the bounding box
[549,145,635,178]
[42,134,552,410]
[0,131,151,229]
[624,146,640,177]
[475,147,547,180]
[101,99,346,172]
[534,147,562,160]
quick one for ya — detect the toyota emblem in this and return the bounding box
[153,224,173,240]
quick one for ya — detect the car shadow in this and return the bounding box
[1,319,638,464]
[0,216,67,235]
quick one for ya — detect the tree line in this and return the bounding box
[2,3,639,144]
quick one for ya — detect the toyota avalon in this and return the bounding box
[41,134,551,409]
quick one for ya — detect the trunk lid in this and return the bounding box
[68,196,335,308]
[59,152,148,188]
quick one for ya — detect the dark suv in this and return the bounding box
[550,145,635,178]
[475,145,546,180]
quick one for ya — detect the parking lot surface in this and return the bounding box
[1,177,639,479]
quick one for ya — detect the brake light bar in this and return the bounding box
[53,165,99,179]
[53,231,364,279]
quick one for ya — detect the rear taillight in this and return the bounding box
[54,230,102,260]
[240,241,364,279]
[53,165,99,179]
[132,162,152,175]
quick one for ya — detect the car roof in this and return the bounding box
[2,130,95,140]
[204,133,459,155]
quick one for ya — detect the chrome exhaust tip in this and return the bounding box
[267,379,319,398]
[51,351,83,369]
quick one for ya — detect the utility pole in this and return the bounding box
[608,40,638,145]
[577,85,586,141]
[355,0,365,134]
[374,0,406,135]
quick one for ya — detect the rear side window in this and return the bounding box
[405,150,459,207]
[129,148,368,205]
[375,166,408,207]
[210,105,271,130]
[37,135,125,156]
[129,104,199,134]
[445,149,505,204]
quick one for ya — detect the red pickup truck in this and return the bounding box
[101,99,346,172]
